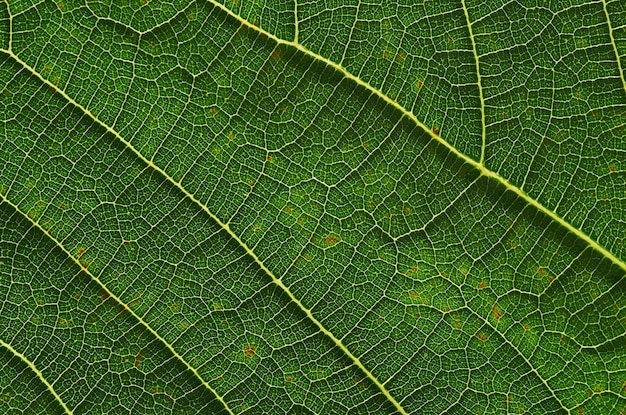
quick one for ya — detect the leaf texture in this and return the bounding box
[1,1,625,414]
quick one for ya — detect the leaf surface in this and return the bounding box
[1,0,625,414]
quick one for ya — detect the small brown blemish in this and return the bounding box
[123,240,131,246]
[477,333,487,342]
[409,290,419,298]
[134,351,142,368]
[478,281,486,289]
[609,166,616,173]
[491,304,503,320]
[244,345,256,358]
[432,127,440,135]
[271,49,282,59]
[209,107,217,115]
[322,234,338,246]
[396,53,405,61]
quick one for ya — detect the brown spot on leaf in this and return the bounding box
[244,345,256,358]
[492,304,503,320]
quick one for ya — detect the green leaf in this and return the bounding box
[1,0,625,413]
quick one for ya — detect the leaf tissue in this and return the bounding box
[0,1,625,414]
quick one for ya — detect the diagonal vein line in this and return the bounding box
[0,193,236,415]
[460,0,487,165]
[601,0,626,98]
[0,338,73,415]
[204,0,626,275]
[2,49,409,415]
